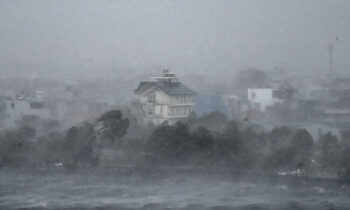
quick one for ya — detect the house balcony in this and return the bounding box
[168,102,195,106]
[141,102,195,106]
[167,113,190,118]
[167,115,188,119]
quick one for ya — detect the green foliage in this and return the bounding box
[263,129,314,170]
[264,147,297,170]
[193,111,227,132]
[319,132,341,170]
[147,122,215,164]
[18,125,36,140]
[190,127,214,153]
[65,122,98,166]
[147,123,177,163]
[0,125,36,166]
[36,131,65,164]
[96,110,129,143]
[2,108,350,180]
[215,121,242,162]
[146,116,320,171]
[291,129,313,152]
[269,126,292,150]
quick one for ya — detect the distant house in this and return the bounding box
[134,70,196,125]
[247,82,295,112]
[4,96,51,127]
[247,88,283,111]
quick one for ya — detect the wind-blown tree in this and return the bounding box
[239,127,268,169]
[264,129,313,171]
[194,111,227,132]
[17,125,36,140]
[95,110,129,144]
[61,110,129,167]
[214,121,242,166]
[291,129,313,152]
[147,121,211,164]
[0,131,24,166]
[0,125,36,166]
[92,110,129,164]
[291,129,314,168]
[62,122,97,167]
[147,122,175,164]
[190,126,214,153]
[268,126,292,151]
[319,132,341,171]
[188,126,214,165]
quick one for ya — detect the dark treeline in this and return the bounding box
[1,110,350,182]
[0,110,129,168]
[147,112,350,175]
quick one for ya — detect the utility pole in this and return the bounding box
[328,44,333,77]
[328,37,338,78]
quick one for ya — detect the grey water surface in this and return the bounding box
[1,167,349,210]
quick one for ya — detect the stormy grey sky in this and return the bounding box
[0,0,349,78]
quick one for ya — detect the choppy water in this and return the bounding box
[1,167,350,210]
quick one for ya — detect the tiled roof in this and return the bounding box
[135,81,196,95]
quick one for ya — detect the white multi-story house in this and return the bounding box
[134,70,196,125]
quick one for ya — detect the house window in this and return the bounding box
[251,92,256,98]
[147,93,156,103]
[169,107,174,115]
[30,102,44,109]
[147,105,154,115]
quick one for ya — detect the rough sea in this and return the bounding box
[1,166,349,210]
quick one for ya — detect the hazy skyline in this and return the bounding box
[0,0,349,78]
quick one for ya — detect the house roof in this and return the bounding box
[135,81,196,95]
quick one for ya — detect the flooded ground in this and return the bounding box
[1,167,350,210]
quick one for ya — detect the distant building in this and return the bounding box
[247,82,296,112]
[4,96,51,127]
[248,88,276,111]
[134,70,196,125]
